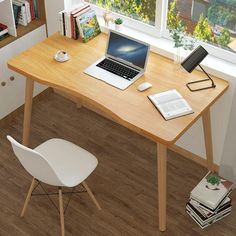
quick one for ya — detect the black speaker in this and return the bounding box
[181,45,208,73]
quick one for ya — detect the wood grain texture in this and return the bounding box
[7,33,229,145]
[1,92,235,236]
[202,109,214,171]
[157,143,167,232]
[59,188,65,236]
[82,181,102,211]
[20,178,36,217]
[22,79,34,146]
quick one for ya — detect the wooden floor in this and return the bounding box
[0,92,235,236]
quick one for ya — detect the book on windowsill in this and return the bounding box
[190,172,233,210]
[76,9,101,43]
[148,89,193,120]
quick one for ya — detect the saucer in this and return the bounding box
[54,51,70,62]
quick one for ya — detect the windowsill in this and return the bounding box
[98,16,236,81]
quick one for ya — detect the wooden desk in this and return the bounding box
[8,33,228,232]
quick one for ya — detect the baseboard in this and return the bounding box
[169,144,219,172]
[0,88,52,128]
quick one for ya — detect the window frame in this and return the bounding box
[89,0,236,65]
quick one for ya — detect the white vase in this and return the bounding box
[115,24,123,31]
[173,47,182,65]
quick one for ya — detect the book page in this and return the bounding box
[150,89,182,105]
[158,99,192,119]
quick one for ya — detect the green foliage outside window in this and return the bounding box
[217,28,231,47]
[167,0,183,32]
[167,0,234,50]
[168,0,197,51]
[193,14,215,43]
[208,4,236,32]
[86,0,156,26]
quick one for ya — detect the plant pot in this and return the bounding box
[115,24,123,31]
[206,182,218,190]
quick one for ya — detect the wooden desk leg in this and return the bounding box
[202,109,214,171]
[157,143,167,232]
[22,78,34,146]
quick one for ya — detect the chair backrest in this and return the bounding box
[7,136,63,186]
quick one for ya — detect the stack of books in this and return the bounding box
[12,0,37,27]
[0,23,9,41]
[59,2,101,43]
[186,172,233,229]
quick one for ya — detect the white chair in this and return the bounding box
[7,136,101,236]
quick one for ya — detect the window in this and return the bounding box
[87,0,236,64]
[86,0,157,26]
[167,0,236,55]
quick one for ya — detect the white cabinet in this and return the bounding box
[0,25,47,119]
[0,0,47,119]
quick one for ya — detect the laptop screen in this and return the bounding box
[107,31,149,69]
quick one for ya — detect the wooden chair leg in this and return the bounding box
[82,181,101,210]
[58,187,65,236]
[21,178,36,217]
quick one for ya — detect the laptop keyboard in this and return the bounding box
[96,58,139,80]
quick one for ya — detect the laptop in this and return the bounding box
[84,30,150,90]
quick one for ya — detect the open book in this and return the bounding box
[148,89,193,120]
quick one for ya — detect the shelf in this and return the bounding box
[0,0,46,49]
[0,19,45,49]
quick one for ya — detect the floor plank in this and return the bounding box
[0,92,235,236]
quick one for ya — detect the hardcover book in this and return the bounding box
[186,207,231,229]
[186,201,231,224]
[76,9,101,43]
[12,4,21,27]
[190,172,233,210]
[70,3,90,39]
[0,23,8,36]
[189,195,232,215]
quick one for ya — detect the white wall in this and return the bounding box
[176,61,236,165]
[44,0,84,36]
[44,0,65,36]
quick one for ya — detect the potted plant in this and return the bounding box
[114,18,123,30]
[206,173,221,190]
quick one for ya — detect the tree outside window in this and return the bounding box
[167,0,236,53]
[86,0,156,26]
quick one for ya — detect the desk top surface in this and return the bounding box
[8,33,229,145]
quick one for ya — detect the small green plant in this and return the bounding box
[207,174,221,186]
[115,18,123,25]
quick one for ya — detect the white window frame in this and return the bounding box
[88,0,236,65]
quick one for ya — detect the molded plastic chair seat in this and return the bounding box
[34,139,98,187]
[7,136,101,236]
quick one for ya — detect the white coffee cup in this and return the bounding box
[54,50,70,62]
